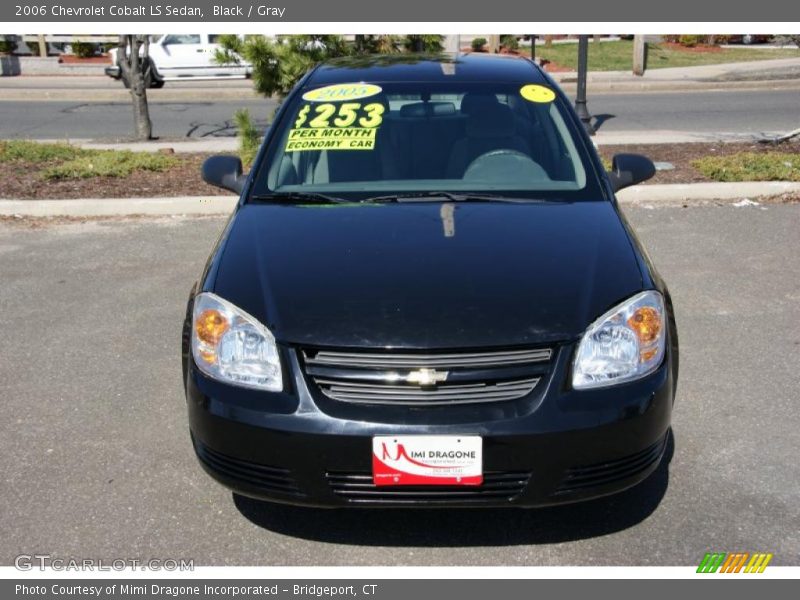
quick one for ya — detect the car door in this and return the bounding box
[156,34,205,77]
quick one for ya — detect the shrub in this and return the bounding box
[692,153,800,182]
[0,39,17,55]
[678,35,701,48]
[70,41,97,58]
[0,140,85,163]
[471,37,487,52]
[501,35,519,51]
[42,150,176,179]
[234,109,261,169]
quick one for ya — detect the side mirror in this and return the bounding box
[202,155,245,194]
[608,153,655,192]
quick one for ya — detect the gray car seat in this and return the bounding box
[446,103,532,178]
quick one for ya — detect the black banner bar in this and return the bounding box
[2,0,800,22]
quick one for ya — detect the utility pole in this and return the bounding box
[632,35,646,76]
[574,35,594,135]
[488,34,501,53]
[444,35,460,54]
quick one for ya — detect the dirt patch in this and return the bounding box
[598,140,800,184]
[59,55,111,64]
[0,153,229,200]
[542,61,572,73]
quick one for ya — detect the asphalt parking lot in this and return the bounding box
[1,204,798,566]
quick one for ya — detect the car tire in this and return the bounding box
[145,59,165,88]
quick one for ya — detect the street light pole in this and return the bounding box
[574,35,595,136]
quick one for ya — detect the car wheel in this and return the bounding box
[144,59,165,88]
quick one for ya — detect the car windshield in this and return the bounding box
[251,79,604,201]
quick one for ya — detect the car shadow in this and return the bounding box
[233,429,675,547]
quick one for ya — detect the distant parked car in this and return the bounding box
[105,34,252,88]
[726,35,773,45]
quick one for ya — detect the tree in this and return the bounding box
[357,35,403,55]
[116,35,153,140]
[214,35,352,99]
[403,35,444,53]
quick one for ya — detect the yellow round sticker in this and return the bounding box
[302,83,383,103]
[520,84,556,104]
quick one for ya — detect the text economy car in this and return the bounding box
[182,53,679,508]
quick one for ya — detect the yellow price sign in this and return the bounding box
[302,83,383,103]
[288,101,386,152]
[294,102,385,130]
[520,84,556,104]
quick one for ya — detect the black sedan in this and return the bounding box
[182,53,678,507]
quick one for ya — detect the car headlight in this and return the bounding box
[572,290,666,390]
[191,292,282,391]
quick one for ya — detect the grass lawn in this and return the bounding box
[0,140,225,199]
[534,40,800,71]
[0,140,176,179]
[692,153,800,182]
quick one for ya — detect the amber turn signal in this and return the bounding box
[627,306,662,345]
[195,309,229,346]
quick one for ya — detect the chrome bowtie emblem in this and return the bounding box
[406,368,449,386]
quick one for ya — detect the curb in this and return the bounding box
[0,196,237,217]
[2,182,799,217]
[617,181,800,204]
[9,129,781,154]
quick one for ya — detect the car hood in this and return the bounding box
[211,200,643,349]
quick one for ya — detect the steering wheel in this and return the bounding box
[463,149,548,183]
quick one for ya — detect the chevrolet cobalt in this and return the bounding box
[182,54,678,507]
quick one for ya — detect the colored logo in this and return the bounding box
[697,552,773,573]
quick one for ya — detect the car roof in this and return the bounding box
[305,53,548,87]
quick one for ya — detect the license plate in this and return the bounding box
[372,435,483,486]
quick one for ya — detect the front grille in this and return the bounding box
[193,439,304,498]
[306,348,552,369]
[555,436,667,495]
[326,471,531,504]
[301,347,552,407]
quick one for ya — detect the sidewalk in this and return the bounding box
[2,182,798,217]
[550,57,800,92]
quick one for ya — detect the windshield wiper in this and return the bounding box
[249,192,351,205]
[362,192,543,204]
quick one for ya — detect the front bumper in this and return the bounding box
[185,343,675,508]
[104,65,120,79]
